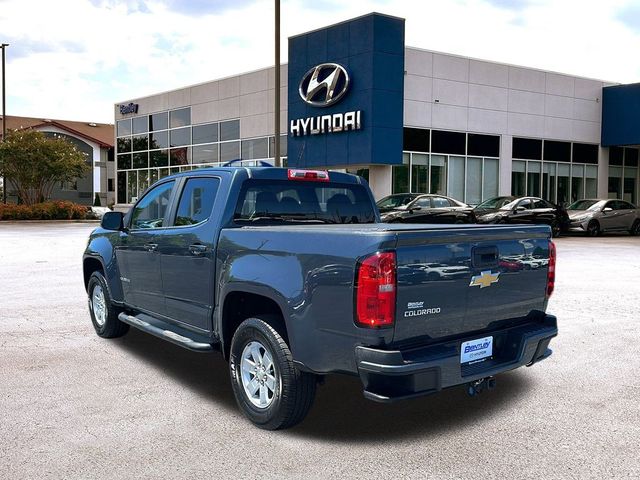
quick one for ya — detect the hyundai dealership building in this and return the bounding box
[113,13,639,208]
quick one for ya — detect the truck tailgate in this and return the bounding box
[392,225,551,344]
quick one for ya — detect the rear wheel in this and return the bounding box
[229,317,316,430]
[551,221,561,238]
[630,220,640,236]
[587,220,601,237]
[87,271,129,338]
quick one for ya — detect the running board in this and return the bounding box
[118,312,217,352]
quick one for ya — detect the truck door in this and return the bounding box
[159,177,220,331]
[116,180,176,316]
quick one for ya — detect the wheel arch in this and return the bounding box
[83,255,105,292]
[219,288,289,360]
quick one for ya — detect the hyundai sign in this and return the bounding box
[287,13,405,168]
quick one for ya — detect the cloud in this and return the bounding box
[616,3,640,32]
[161,0,257,15]
[483,0,535,10]
[1,0,640,124]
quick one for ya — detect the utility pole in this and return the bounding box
[1,43,8,204]
[273,0,281,167]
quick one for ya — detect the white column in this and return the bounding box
[499,134,512,195]
[597,146,609,199]
[368,165,393,200]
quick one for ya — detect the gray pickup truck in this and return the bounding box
[83,167,558,429]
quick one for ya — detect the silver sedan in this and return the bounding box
[567,199,640,236]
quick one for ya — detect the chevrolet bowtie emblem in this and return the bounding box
[469,270,500,288]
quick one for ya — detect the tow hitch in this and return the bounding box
[466,376,496,396]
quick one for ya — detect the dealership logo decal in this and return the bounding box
[290,111,361,137]
[299,63,350,107]
[119,103,139,115]
[291,62,361,137]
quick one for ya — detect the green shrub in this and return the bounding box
[0,200,89,220]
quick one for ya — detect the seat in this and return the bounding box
[279,196,302,214]
[254,191,280,215]
[326,194,355,223]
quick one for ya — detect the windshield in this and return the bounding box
[568,200,601,211]
[376,194,416,209]
[475,196,514,209]
[235,180,377,224]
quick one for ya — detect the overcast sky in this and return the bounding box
[1,0,640,124]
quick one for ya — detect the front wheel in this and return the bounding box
[87,271,129,338]
[229,317,316,430]
[587,220,601,237]
[551,221,561,238]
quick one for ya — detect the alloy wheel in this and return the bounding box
[240,341,278,409]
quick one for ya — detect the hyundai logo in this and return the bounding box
[299,63,350,107]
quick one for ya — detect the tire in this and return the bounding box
[229,317,316,430]
[630,220,640,236]
[87,271,129,338]
[586,220,601,237]
[551,221,561,238]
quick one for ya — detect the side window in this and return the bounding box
[517,199,532,209]
[130,181,175,229]
[604,201,616,210]
[616,201,633,210]
[431,197,450,208]
[174,177,220,226]
[532,199,550,209]
[414,197,431,208]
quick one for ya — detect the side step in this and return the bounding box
[118,312,217,352]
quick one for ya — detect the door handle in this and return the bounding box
[189,244,208,256]
[144,243,158,252]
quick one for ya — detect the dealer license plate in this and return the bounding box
[460,336,493,364]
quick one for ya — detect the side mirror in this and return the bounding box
[101,211,124,231]
[515,206,526,212]
[602,207,613,213]
[411,206,422,212]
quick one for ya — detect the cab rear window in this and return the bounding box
[234,180,376,224]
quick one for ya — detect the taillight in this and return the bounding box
[355,252,396,328]
[288,169,330,182]
[547,241,556,297]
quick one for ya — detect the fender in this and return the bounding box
[216,282,292,351]
[84,233,125,304]
[215,248,306,361]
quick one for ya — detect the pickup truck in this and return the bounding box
[83,167,558,430]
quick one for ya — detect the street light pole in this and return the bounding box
[274,0,281,167]
[1,43,8,204]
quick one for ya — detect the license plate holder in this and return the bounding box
[460,336,493,364]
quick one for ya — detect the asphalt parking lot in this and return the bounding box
[1,222,639,479]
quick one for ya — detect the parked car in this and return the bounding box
[473,196,569,237]
[378,193,475,224]
[83,168,557,430]
[566,199,640,236]
[376,193,422,213]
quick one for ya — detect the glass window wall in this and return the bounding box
[430,155,447,195]
[624,167,638,204]
[448,156,465,201]
[585,165,597,198]
[512,161,526,197]
[410,153,428,193]
[394,152,498,204]
[556,163,570,205]
[392,153,410,194]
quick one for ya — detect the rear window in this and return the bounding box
[235,180,376,224]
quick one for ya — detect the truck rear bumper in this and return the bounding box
[355,314,558,402]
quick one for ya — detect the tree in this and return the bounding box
[0,129,89,205]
